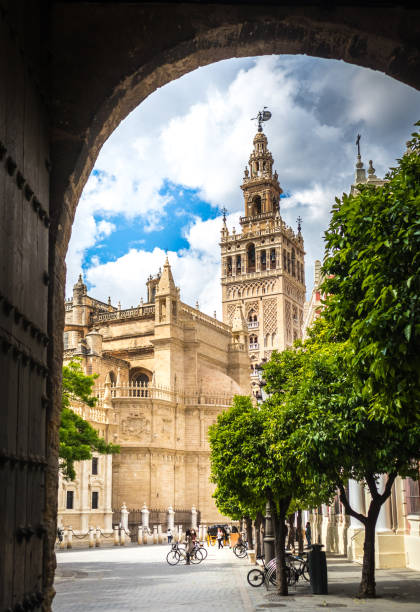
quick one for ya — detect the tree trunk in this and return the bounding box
[359,513,378,598]
[271,496,291,596]
[255,511,263,558]
[296,509,303,555]
[245,516,253,549]
[338,473,396,599]
[287,513,295,550]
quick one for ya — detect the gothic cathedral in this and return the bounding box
[220,126,306,393]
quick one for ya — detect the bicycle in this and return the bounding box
[286,551,310,584]
[247,556,295,588]
[233,538,248,558]
[166,541,204,565]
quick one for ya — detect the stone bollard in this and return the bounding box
[248,550,256,565]
[141,502,149,532]
[138,525,143,545]
[147,531,154,545]
[202,525,207,545]
[191,505,198,530]
[178,525,183,543]
[113,525,120,546]
[121,502,129,533]
[167,506,175,531]
[88,527,95,548]
[153,525,158,545]
[120,527,126,546]
[60,528,67,550]
[157,524,163,544]
[67,526,73,549]
[95,526,101,547]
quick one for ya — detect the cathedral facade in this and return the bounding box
[58,259,250,532]
[220,128,305,394]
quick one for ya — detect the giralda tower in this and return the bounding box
[220,111,306,395]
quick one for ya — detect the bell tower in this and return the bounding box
[220,111,306,394]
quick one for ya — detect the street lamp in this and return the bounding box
[254,358,268,404]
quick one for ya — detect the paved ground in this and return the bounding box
[53,544,420,611]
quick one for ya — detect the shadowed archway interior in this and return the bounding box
[0,2,419,609]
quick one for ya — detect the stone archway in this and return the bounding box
[1,2,419,610]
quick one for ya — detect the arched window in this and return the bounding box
[226,256,232,276]
[249,334,258,350]
[270,248,276,269]
[282,250,287,271]
[247,244,256,272]
[260,249,266,271]
[248,309,258,329]
[291,249,296,277]
[236,254,241,274]
[252,195,262,216]
[287,251,291,273]
[131,372,150,397]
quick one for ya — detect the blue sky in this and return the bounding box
[66,55,420,316]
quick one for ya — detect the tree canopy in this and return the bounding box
[321,124,420,424]
[60,359,119,480]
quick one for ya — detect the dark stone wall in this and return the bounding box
[0,1,419,609]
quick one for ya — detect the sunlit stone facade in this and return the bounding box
[58,258,250,531]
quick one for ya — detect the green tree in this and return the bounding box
[209,395,329,595]
[321,125,420,424]
[264,326,420,598]
[60,359,119,480]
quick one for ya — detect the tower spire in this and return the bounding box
[355,133,366,184]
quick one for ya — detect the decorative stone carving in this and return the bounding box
[263,298,277,335]
[120,414,151,441]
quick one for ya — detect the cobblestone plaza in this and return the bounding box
[54,545,420,611]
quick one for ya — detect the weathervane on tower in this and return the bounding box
[221,207,228,223]
[251,107,272,132]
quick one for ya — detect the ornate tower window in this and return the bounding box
[249,334,258,350]
[261,250,267,271]
[270,248,276,269]
[227,256,232,276]
[252,195,262,215]
[247,244,256,272]
[248,309,258,329]
[236,254,241,274]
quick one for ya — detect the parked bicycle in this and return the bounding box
[286,551,310,584]
[247,554,307,588]
[233,535,248,558]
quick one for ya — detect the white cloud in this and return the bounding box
[67,54,420,303]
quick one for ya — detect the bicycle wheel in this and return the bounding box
[302,562,310,582]
[286,566,297,586]
[190,549,204,564]
[247,568,265,587]
[166,550,180,566]
[198,546,208,560]
[234,544,247,558]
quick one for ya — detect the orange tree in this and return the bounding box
[60,359,119,480]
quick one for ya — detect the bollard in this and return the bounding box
[88,527,95,548]
[67,526,73,549]
[113,525,120,546]
[178,525,183,543]
[153,525,158,545]
[138,525,143,545]
[202,525,207,545]
[191,505,198,530]
[167,506,175,531]
[157,524,163,544]
[60,529,67,550]
[95,526,101,547]
[120,527,126,546]
[248,550,256,565]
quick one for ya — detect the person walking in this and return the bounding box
[305,521,312,547]
[167,528,173,545]
[217,528,224,549]
[185,528,194,565]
